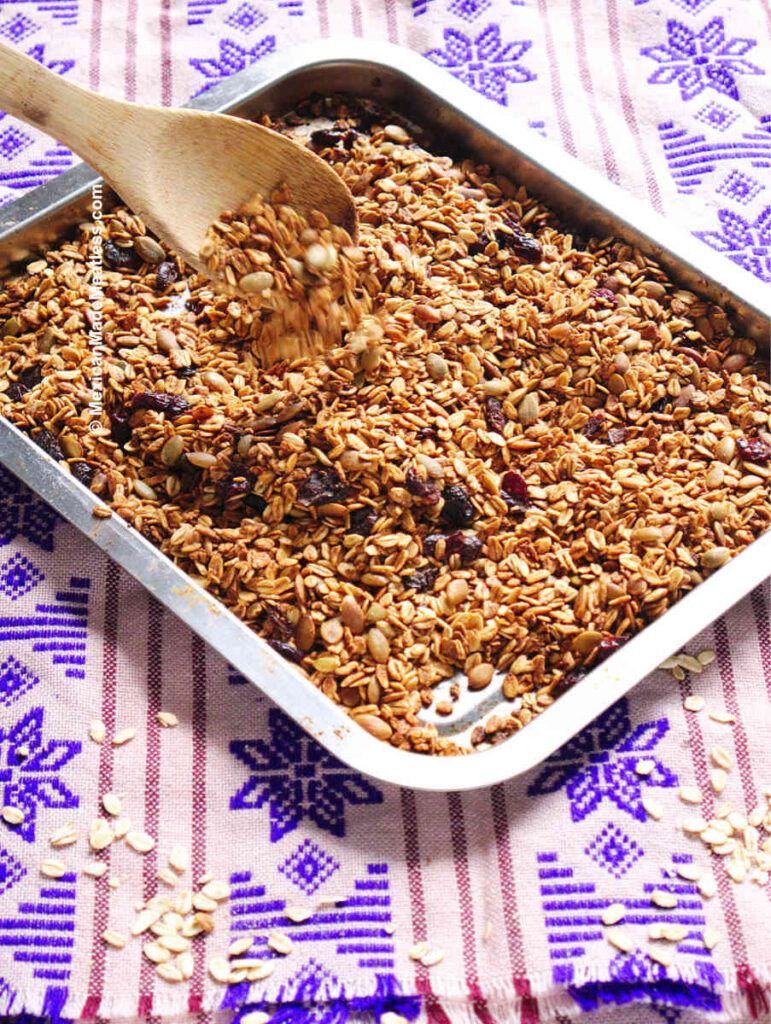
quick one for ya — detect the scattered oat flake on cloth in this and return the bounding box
[0,2,769,1023]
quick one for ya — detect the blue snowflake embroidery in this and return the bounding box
[230,709,383,841]
[0,657,40,708]
[527,698,678,822]
[694,100,739,131]
[669,0,716,13]
[716,169,764,206]
[26,43,75,77]
[585,822,643,877]
[0,846,25,897]
[424,24,535,106]
[278,838,340,895]
[448,0,492,23]
[641,18,764,101]
[225,1,268,32]
[0,466,60,552]
[0,707,81,843]
[189,36,276,97]
[0,553,44,600]
[0,15,39,44]
[0,126,33,161]
[695,206,771,282]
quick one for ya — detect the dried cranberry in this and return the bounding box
[446,531,483,564]
[583,414,605,439]
[649,395,670,414]
[218,466,256,502]
[595,635,628,664]
[264,604,294,641]
[7,382,27,401]
[129,391,191,418]
[501,470,529,511]
[109,411,132,446]
[244,493,267,516]
[34,428,63,461]
[103,240,140,270]
[19,365,42,389]
[405,467,441,504]
[268,639,304,664]
[310,127,357,150]
[467,235,491,256]
[297,466,349,507]
[422,533,444,558]
[737,435,771,465]
[175,364,198,379]
[402,566,439,592]
[552,668,587,696]
[592,288,617,306]
[607,426,628,446]
[155,261,179,291]
[484,396,506,433]
[441,483,476,527]
[70,461,93,486]
[495,219,543,263]
[348,506,377,536]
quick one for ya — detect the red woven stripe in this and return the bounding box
[569,0,619,182]
[124,0,138,102]
[159,0,172,105]
[187,635,208,1013]
[89,0,102,90]
[750,584,771,699]
[83,560,121,1019]
[399,789,435,1004]
[535,0,577,157]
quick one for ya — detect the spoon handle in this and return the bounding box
[0,40,119,162]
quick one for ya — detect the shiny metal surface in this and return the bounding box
[0,40,768,790]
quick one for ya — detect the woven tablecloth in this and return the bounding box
[0,2,770,1022]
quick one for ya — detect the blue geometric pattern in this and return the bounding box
[0,14,40,43]
[448,0,492,22]
[694,100,740,131]
[0,553,44,600]
[585,823,644,878]
[0,846,25,897]
[641,18,764,101]
[0,576,90,682]
[229,708,383,842]
[188,0,228,26]
[0,707,81,843]
[278,838,340,895]
[424,24,536,106]
[716,169,764,205]
[189,35,276,95]
[656,120,771,194]
[0,868,75,996]
[695,206,771,281]
[225,2,268,32]
[0,466,60,553]
[0,125,33,161]
[526,698,678,822]
[0,656,40,708]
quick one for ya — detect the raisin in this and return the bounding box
[70,461,94,486]
[175,364,198,379]
[34,428,63,461]
[19,365,42,389]
[501,470,529,512]
[583,414,605,439]
[446,531,484,564]
[310,127,357,150]
[264,604,294,641]
[297,466,349,507]
[7,382,27,401]
[402,566,439,592]
[244,493,267,516]
[129,391,191,418]
[592,288,617,306]
[495,219,543,263]
[422,533,444,558]
[484,396,506,433]
[649,395,670,414]
[155,261,179,291]
[185,297,203,313]
[737,435,771,465]
[218,466,256,502]
[267,639,304,664]
[103,240,140,270]
[552,668,587,697]
[467,235,491,256]
[109,411,132,446]
[347,506,377,536]
[595,635,628,664]
[607,426,628,446]
[405,467,441,504]
[441,483,476,527]
[415,425,438,441]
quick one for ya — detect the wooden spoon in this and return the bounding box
[0,41,357,273]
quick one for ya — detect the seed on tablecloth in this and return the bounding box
[174,891,193,915]
[197,872,213,885]
[749,805,766,828]
[208,957,232,983]
[102,929,127,949]
[710,745,733,770]
[482,921,492,942]
[228,937,254,957]
[157,711,179,728]
[408,941,429,961]
[727,811,747,831]
[661,924,687,942]
[635,759,656,776]
[267,931,292,955]
[679,786,702,804]
[698,650,717,666]
[144,941,171,964]
[131,909,161,936]
[651,890,677,909]
[698,875,717,899]
[168,845,188,873]
[701,828,728,845]
[703,928,720,950]
[191,911,215,933]
[112,728,136,746]
[41,859,66,878]
[381,1015,409,1024]
[285,906,312,923]
[606,928,633,953]
[676,863,702,882]
[89,819,114,851]
[108,877,121,890]
[683,695,705,712]
[247,962,274,981]
[201,879,230,901]
[601,903,626,926]
[241,1013,271,1024]
[711,769,728,794]
[158,868,177,887]
[102,792,122,816]
[89,719,106,743]
[420,947,446,967]
[156,962,183,982]
[158,934,190,953]
[177,951,194,980]
[2,806,24,826]
[648,948,672,968]
[126,830,155,854]
[193,893,217,913]
[727,858,746,884]
[642,796,663,820]
[83,861,108,878]
[113,816,131,838]
[709,709,736,724]
[682,817,708,835]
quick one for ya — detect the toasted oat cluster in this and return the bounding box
[199,185,368,365]
[1,96,769,755]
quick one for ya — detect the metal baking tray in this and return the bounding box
[0,40,769,791]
